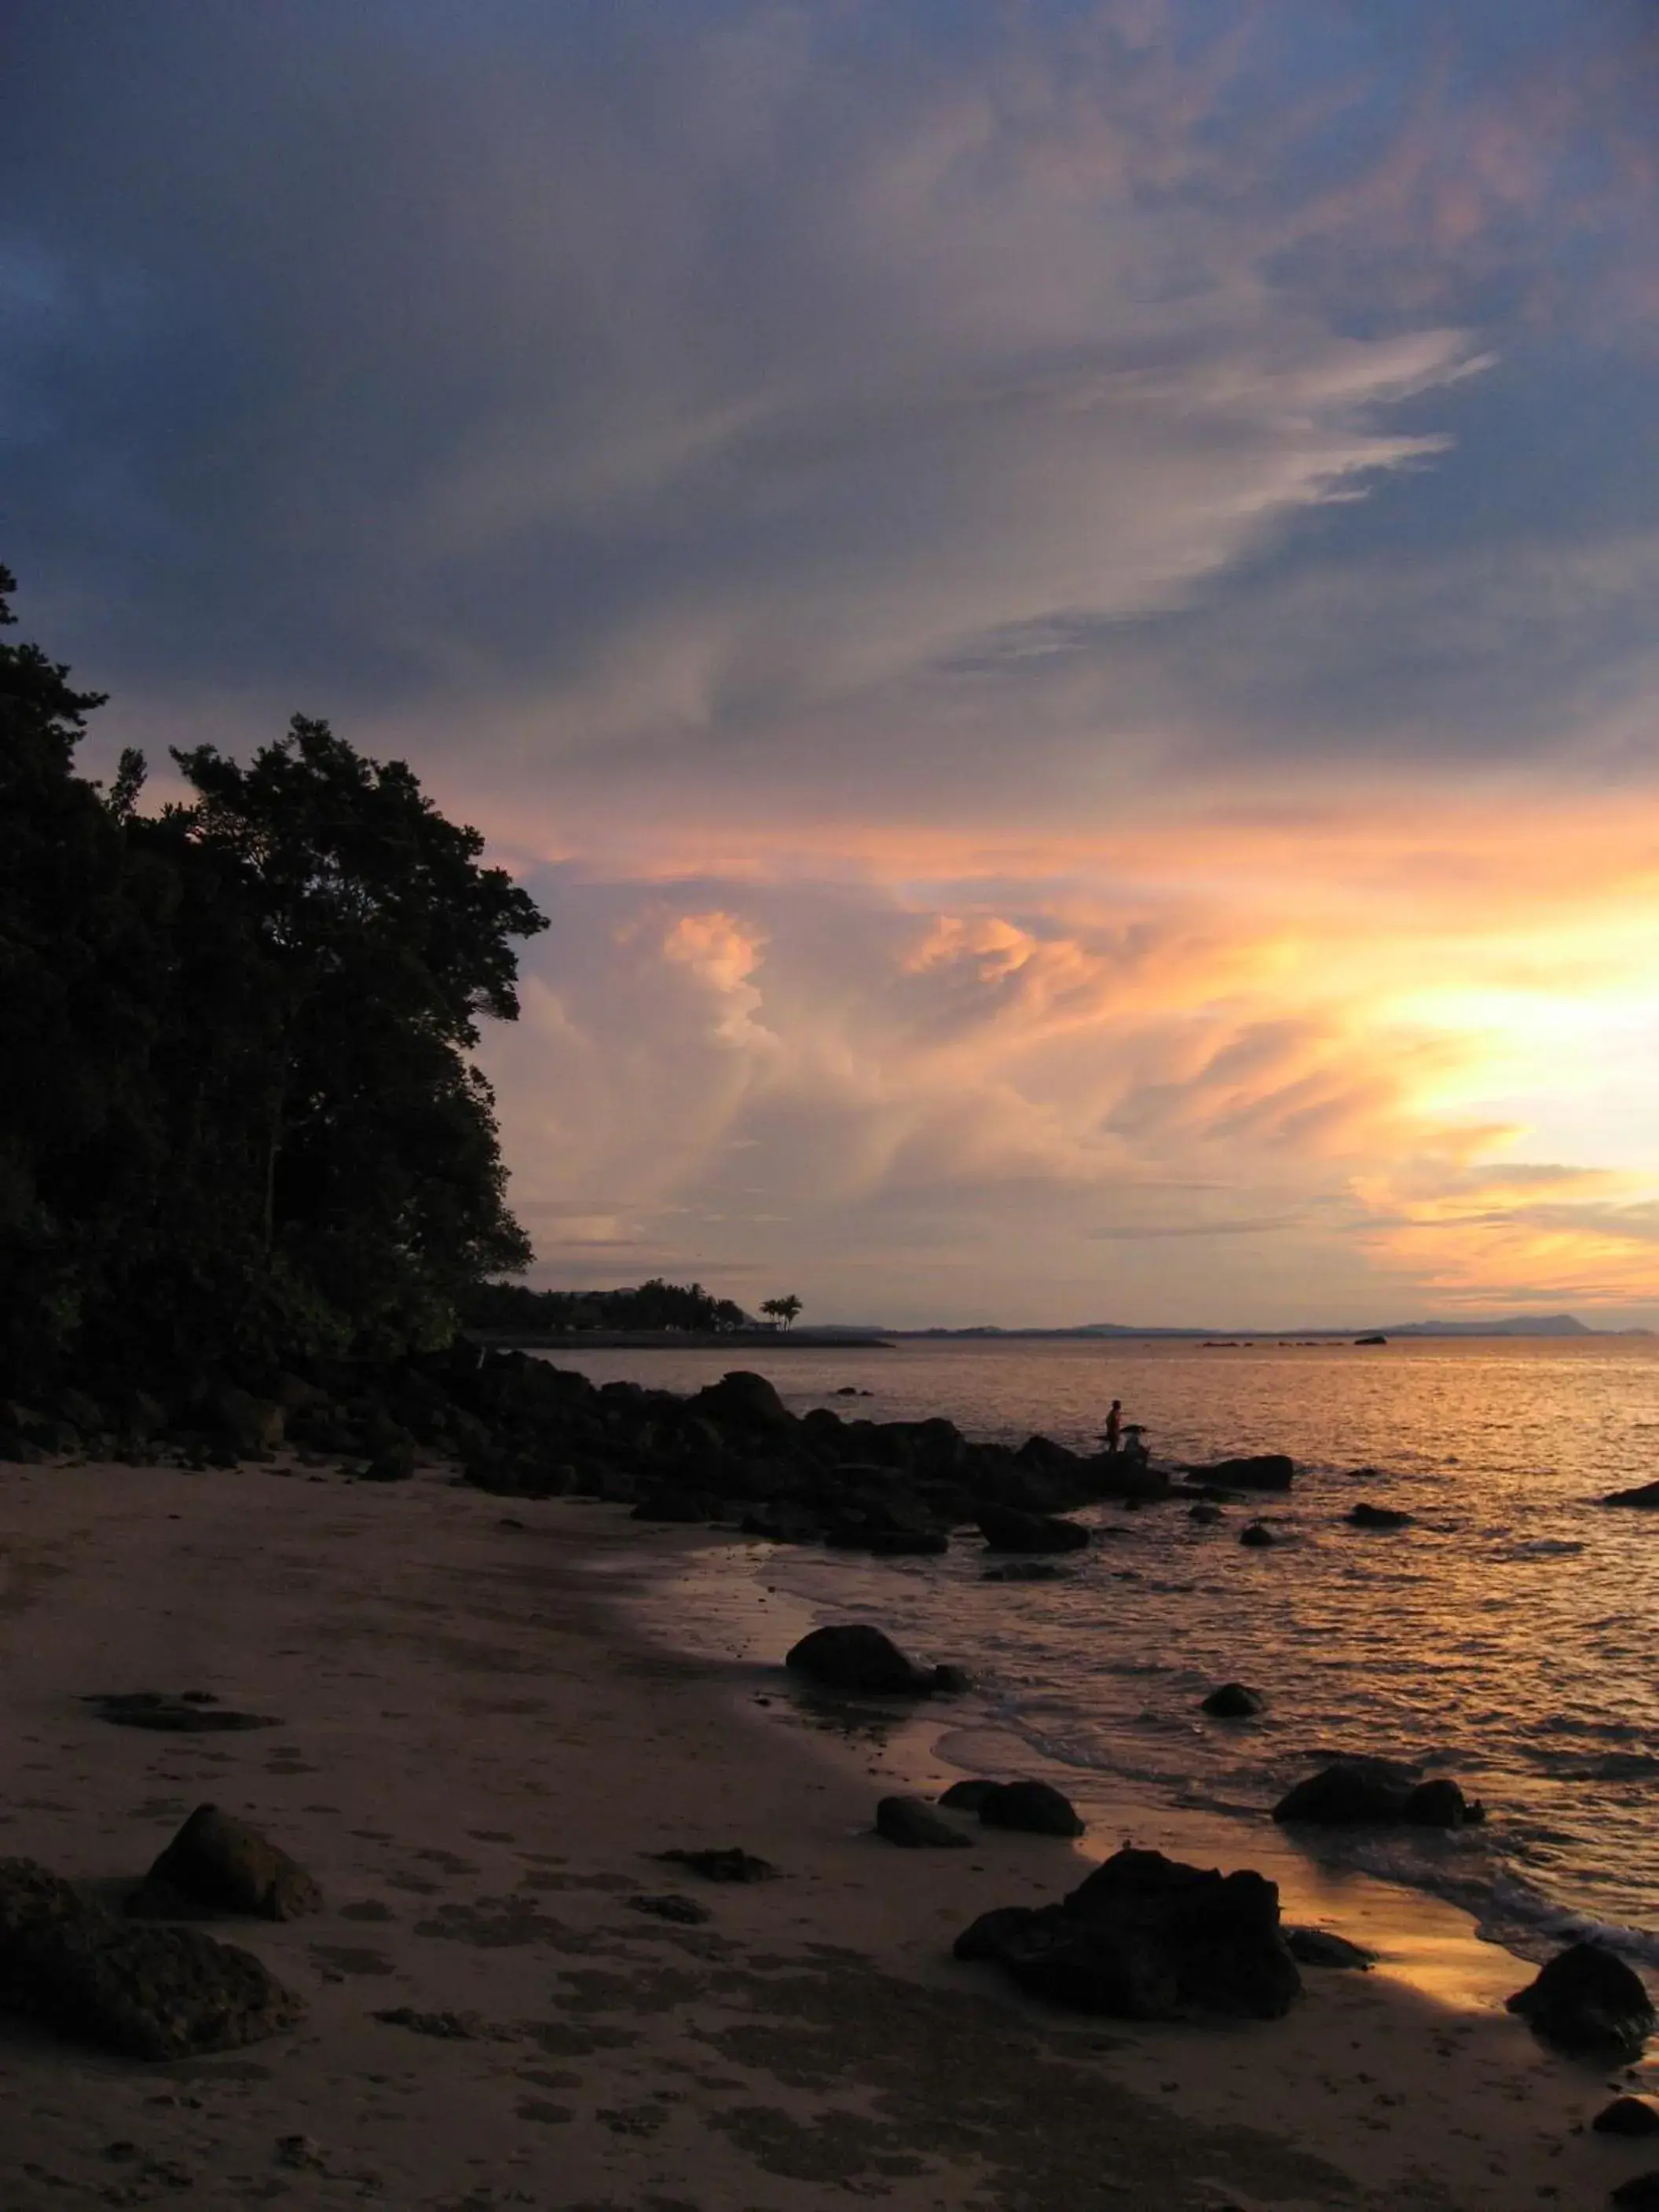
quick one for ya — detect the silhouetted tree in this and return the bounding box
[0,569,549,1386]
[760,1294,803,1330]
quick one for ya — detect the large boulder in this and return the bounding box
[0,1857,302,2059]
[687,1372,796,1434]
[127,1806,322,1922]
[976,1505,1090,1554]
[1191,1455,1295,1492]
[1272,1760,1484,1828]
[1601,1480,1659,1509]
[954,1846,1300,2022]
[784,1624,936,1696]
[1506,1941,1655,2058]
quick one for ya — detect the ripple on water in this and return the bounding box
[562,1335,1659,1959]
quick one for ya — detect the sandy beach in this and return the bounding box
[1,1455,1651,2212]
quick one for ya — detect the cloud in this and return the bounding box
[8,2,1659,1323]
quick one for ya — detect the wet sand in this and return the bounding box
[0,1456,1650,2210]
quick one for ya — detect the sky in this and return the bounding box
[7,0,1659,1328]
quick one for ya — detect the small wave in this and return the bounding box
[1526,1749,1659,1782]
[1496,1538,1585,1559]
[1478,1877,1659,1970]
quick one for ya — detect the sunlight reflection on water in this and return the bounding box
[555,1335,1659,1958]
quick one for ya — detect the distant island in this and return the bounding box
[866,1313,1651,1341]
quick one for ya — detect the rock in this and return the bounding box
[1273,1760,1402,1822]
[652,1847,778,1883]
[1273,1760,1483,1827]
[628,1892,712,1924]
[1193,1454,1295,1492]
[1239,1521,1278,1547]
[981,1560,1069,1582]
[84,1692,278,1734]
[1601,1481,1659,1509]
[1613,2177,1659,2210]
[976,1505,1090,1554]
[128,1806,321,1922]
[1595,2096,1659,2137]
[928,1663,974,1694]
[1285,1926,1375,1970]
[1188,1503,1223,1525]
[784,1624,937,1696]
[978,1779,1086,1837]
[1406,1777,1484,1827]
[1347,1502,1412,1529]
[355,1441,416,1482]
[686,1371,795,1433]
[0,1856,302,2059]
[938,1777,1084,1835]
[1506,1941,1656,2058]
[954,1845,1300,2022]
[1201,1683,1264,1719]
[939,1780,1002,1815]
[874,1796,972,1850]
[204,1386,285,1457]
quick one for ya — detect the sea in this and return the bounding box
[540,1335,1659,1975]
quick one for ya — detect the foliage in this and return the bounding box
[760,1294,804,1329]
[0,569,548,1388]
[462,1278,753,1335]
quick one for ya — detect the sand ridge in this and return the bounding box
[0,1457,1648,2210]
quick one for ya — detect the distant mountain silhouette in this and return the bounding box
[870,1313,1648,1340]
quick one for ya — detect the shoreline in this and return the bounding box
[617,1520,1546,2016]
[0,1453,1652,2210]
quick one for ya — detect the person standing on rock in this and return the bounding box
[1104,1400,1122,1454]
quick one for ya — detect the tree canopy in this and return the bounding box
[0,567,548,1389]
[462,1279,753,1335]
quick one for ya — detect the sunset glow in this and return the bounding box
[10,0,1659,1324]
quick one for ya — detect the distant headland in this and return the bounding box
[873,1313,1651,1341]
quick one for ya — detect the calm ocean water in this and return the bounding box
[548,1335,1659,1965]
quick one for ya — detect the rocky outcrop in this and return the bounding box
[128,1806,321,1922]
[1273,1760,1484,1828]
[0,1857,302,2058]
[874,1796,972,1849]
[1239,1521,1279,1547]
[686,1371,796,1433]
[1506,1941,1655,2058]
[784,1624,954,1697]
[954,1846,1301,2021]
[976,1506,1090,1553]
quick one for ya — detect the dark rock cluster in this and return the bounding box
[954,1845,1302,2021]
[0,1853,302,2059]
[1272,1759,1484,1829]
[451,1357,1170,1551]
